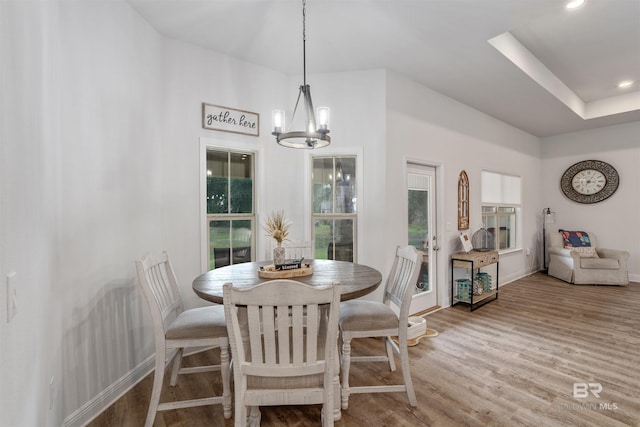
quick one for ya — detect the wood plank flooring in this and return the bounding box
[88,273,640,426]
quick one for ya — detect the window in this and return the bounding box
[311,156,357,261]
[481,170,521,251]
[206,149,255,269]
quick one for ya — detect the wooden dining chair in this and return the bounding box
[135,252,232,427]
[223,279,341,427]
[339,245,421,409]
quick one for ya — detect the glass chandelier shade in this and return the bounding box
[272,0,330,149]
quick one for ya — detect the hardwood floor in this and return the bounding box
[88,273,640,426]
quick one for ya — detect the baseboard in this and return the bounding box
[629,273,640,283]
[63,354,155,427]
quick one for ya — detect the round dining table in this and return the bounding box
[192,258,382,422]
[193,259,383,304]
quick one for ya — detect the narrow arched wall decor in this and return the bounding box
[458,170,469,230]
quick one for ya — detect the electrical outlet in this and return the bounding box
[526,248,531,256]
[6,272,17,322]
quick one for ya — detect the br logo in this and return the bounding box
[573,382,602,399]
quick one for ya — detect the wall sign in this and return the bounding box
[202,103,260,137]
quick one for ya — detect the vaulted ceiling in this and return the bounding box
[129,0,640,137]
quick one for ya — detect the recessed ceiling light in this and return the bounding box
[618,80,634,89]
[566,0,585,9]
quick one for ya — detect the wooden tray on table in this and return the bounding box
[257,264,313,279]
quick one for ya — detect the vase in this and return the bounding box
[273,244,286,265]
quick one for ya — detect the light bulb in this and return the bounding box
[272,110,285,134]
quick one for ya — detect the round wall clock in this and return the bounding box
[560,160,619,204]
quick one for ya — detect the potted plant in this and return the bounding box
[263,210,291,265]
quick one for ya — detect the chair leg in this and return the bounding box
[220,342,232,419]
[399,339,417,406]
[234,404,247,427]
[323,378,335,427]
[248,406,261,427]
[234,377,247,427]
[145,354,166,427]
[384,337,396,372]
[340,336,352,410]
[169,348,183,386]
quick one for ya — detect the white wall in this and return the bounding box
[541,122,640,281]
[1,2,61,426]
[2,1,165,425]
[385,72,543,306]
[56,2,165,424]
[2,2,637,426]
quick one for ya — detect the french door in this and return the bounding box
[407,164,438,314]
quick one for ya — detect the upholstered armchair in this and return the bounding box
[547,231,629,285]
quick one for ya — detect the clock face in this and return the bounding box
[561,160,619,204]
[571,169,606,195]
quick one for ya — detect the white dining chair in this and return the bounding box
[223,279,341,427]
[339,245,421,409]
[135,251,232,427]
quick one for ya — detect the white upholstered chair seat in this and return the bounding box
[165,306,228,340]
[339,300,398,332]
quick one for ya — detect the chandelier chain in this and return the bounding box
[302,0,307,86]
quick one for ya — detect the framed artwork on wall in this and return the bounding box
[458,170,469,230]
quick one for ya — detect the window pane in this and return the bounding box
[314,219,332,259]
[207,151,228,214]
[314,218,354,262]
[231,220,252,264]
[313,158,333,213]
[229,153,253,213]
[335,157,356,213]
[499,213,516,250]
[482,206,496,214]
[331,219,354,261]
[209,220,230,269]
[483,214,498,250]
[408,189,428,248]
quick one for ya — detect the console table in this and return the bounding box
[451,250,499,311]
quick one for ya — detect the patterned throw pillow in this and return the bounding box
[559,230,591,248]
[571,246,599,258]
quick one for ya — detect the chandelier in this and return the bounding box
[272,0,330,149]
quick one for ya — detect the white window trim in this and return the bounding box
[480,169,523,253]
[199,136,263,273]
[305,147,363,261]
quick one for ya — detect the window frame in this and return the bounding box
[305,148,363,263]
[200,137,261,272]
[480,170,522,254]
